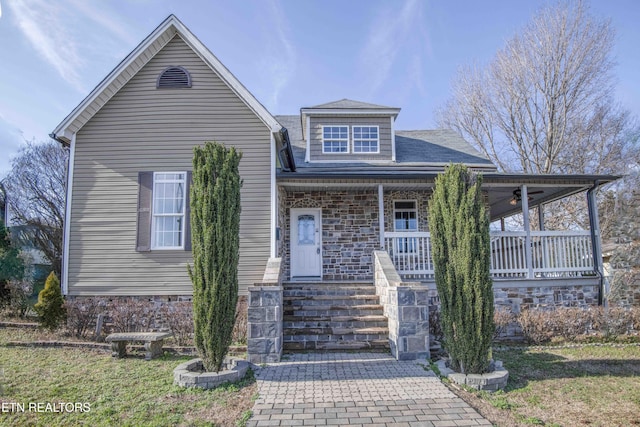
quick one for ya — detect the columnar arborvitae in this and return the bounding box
[34,271,66,331]
[428,164,494,374]
[188,141,242,373]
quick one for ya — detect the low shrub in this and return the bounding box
[517,308,555,344]
[158,302,193,346]
[107,299,156,333]
[553,307,591,342]
[3,279,33,318]
[64,298,106,339]
[589,306,634,340]
[493,307,515,341]
[34,272,66,331]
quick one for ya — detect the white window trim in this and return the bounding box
[151,171,187,250]
[352,125,380,154]
[321,125,350,154]
[393,200,418,232]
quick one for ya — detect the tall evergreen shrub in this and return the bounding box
[188,141,242,372]
[34,272,66,330]
[428,164,494,374]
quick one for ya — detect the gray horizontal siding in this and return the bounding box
[309,116,392,161]
[68,35,271,297]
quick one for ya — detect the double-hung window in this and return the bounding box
[353,126,379,153]
[151,172,186,249]
[394,200,418,253]
[322,126,349,153]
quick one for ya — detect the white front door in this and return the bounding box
[290,208,322,278]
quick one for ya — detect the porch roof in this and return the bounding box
[277,171,619,221]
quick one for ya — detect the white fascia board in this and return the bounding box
[300,108,400,118]
[390,116,396,162]
[270,132,277,258]
[52,16,179,137]
[175,18,280,131]
[53,15,280,138]
[61,133,76,295]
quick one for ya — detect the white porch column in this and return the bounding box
[378,184,385,249]
[587,183,605,305]
[521,185,534,279]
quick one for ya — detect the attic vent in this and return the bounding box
[157,66,192,88]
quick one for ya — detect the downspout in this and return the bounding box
[587,180,605,306]
[50,132,74,296]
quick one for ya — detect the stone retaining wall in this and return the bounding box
[374,250,429,360]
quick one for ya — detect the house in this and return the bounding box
[52,15,617,361]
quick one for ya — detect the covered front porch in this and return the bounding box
[277,172,615,298]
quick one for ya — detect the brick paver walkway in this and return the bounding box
[247,353,491,427]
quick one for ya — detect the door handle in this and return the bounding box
[317,247,320,254]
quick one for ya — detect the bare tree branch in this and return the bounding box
[3,140,68,276]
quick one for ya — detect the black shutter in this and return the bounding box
[136,171,153,252]
[184,171,192,251]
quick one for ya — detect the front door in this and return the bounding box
[290,208,322,278]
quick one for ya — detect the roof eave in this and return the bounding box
[52,14,280,138]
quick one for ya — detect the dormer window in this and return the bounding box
[322,126,349,153]
[157,66,192,88]
[353,126,379,153]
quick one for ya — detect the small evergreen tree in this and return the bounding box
[34,271,66,330]
[428,164,494,374]
[188,141,242,372]
[0,224,25,308]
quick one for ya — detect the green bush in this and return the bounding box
[34,272,66,330]
[428,164,494,374]
[189,141,242,372]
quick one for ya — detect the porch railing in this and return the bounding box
[385,230,594,280]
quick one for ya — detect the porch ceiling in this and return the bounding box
[277,171,619,221]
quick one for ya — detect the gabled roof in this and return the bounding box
[307,99,398,110]
[51,14,280,143]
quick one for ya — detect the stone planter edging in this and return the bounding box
[436,359,509,392]
[173,357,250,389]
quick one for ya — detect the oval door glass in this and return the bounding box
[297,215,315,245]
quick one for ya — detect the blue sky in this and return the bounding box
[0,0,638,177]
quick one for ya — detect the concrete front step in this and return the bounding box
[283,339,390,351]
[283,305,384,317]
[282,281,389,353]
[284,314,389,329]
[285,295,381,306]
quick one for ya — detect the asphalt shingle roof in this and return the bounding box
[275,114,495,170]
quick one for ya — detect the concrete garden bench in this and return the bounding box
[105,332,172,360]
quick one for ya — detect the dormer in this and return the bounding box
[300,99,401,163]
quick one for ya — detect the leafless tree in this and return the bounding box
[3,141,68,276]
[436,1,637,177]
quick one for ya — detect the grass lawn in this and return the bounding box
[451,344,640,426]
[0,329,256,427]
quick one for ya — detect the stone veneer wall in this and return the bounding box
[247,258,284,363]
[282,190,380,281]
[373,250,429,360]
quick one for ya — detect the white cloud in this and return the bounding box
[358,0,424,97]
[69,0,137,46]
[7,0,86,92]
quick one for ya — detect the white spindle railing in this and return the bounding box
[385,230,594,280]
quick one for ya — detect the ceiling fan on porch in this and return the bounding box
[509,188,543,205]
